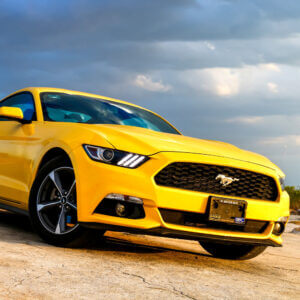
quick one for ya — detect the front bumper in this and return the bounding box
[71,147,290,247]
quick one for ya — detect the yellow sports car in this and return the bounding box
[0,87,289,259]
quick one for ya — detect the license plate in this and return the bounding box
[209,197,247,224]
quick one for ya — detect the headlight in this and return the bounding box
[83,144,149,168]
[279,176,285,191]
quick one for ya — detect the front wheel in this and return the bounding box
[29,157,104,247]
[199,241,267,260]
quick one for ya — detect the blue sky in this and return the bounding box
[0,0,299,185]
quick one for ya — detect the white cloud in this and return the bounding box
[133,74,172,92]
[212,69,239,96]
[260,63,281,72]
[267,82,278,93]
[183,68,240,97]
[181,63,288,98]
[261,135,300,146]
[204,41,216,51]
[227,116,264,124]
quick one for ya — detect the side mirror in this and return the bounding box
[0,106,29,124]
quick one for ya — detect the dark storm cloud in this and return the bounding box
[0,0,299,184]
[2,0,300,43]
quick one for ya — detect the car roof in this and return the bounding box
[1,87,144,110]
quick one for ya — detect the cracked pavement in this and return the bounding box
[0,210,299,300]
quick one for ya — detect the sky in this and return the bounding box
[0,0,299,185]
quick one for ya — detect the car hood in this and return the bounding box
[82,124,280,171]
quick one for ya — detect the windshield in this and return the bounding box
[40,93,180,134]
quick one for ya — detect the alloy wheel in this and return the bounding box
[37,167,79,235]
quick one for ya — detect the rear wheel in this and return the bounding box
[29,157,104,247]
[199,241,267,260]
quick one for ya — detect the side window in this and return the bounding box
[0,93,36,122]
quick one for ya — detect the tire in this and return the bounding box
[199,241,267,260]
[29,156,105,247]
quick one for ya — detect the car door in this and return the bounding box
[0,92,38,210]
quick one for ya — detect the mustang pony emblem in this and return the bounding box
[215,174,239,187]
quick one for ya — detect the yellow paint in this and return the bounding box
[0,106,24,121]
[0,87,289,246]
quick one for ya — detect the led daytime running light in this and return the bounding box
[83,144,148,169]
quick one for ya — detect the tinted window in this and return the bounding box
[0,93,36,121]
[41,93,180,134]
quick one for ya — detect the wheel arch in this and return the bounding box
[37,148,73,172]
[30,147,75,192]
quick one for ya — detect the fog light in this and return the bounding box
[115,202,127,217]
[95,196,145,219]
[273,222,285,236]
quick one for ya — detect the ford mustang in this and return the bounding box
[0,87,289,260]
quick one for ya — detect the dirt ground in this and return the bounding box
[0,210,299,300]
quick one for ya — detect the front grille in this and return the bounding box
[155,162,278,201]
[159,208,269,233]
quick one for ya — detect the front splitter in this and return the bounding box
[80,222,281,247]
